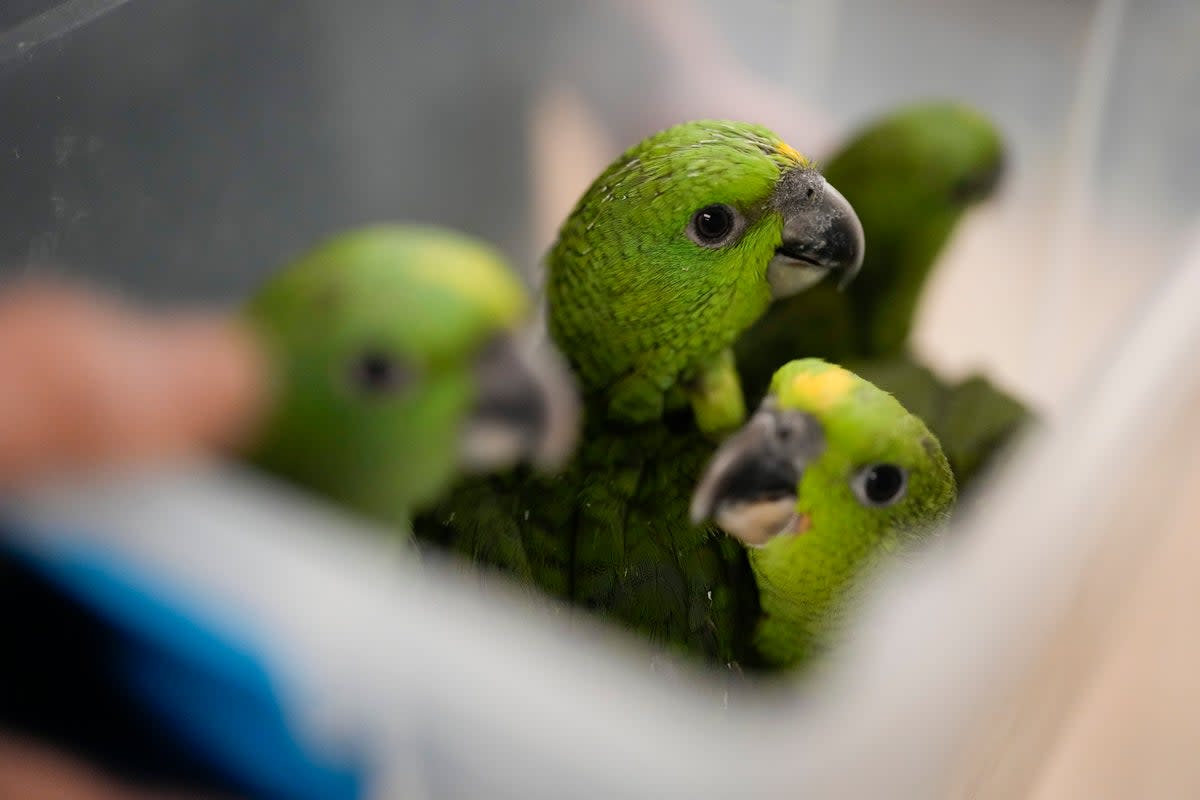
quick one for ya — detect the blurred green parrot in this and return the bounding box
[416,121,868,667]
[736,102,1027,488]
[243,225,578,532]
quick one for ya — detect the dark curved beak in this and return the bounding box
[768,170,866,298]
[690,400,824,546]
[951,150,1007,205]
[459,331,579,473]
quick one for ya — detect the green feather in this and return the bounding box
[419,409,760,665]
[850,357,1026,488]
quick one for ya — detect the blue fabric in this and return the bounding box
[2,528,365,800]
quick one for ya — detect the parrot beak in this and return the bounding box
[458,329,580,474]
[951,149,1007,205]
[689,399,824,546]
[768,172,865,298]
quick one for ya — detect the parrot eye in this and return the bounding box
[687,204,741,247]
[851,464,908,507]
[348,350,411,395]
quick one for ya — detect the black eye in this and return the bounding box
[852,464,908,507]
[688,203,738,246]
[349,351,410,394]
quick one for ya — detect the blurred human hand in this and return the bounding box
[0,280,267,487]
[0,733,230,799]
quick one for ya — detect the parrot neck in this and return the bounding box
[545,243,773,404]
[851,214,959,357]
[748,535,884,669]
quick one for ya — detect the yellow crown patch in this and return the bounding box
[788,368,856,412]
[775,140,809,167]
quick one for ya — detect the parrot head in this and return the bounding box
[690,358,956,666]
[825,101,1006,355]
[244,226,579,522]
[547,120,864,401]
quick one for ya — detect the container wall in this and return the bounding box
[1,0,1196,409]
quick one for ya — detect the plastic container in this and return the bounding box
[2,2,1199,798]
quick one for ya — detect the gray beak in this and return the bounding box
[458,330,580,473]
[689,400,825,546]
[767,170,866,299]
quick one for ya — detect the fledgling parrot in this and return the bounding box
[735,102,1027,488]
[415,121,866,667]
[547,119,863,438]
[242,225,578,530]
[690,358,957,668]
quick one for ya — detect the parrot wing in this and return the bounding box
[412,413,760,667]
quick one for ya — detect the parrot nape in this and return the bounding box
[243,225,579,530]
[734,101,1027,489]
[690,358,956,668]
[415,121,865,668]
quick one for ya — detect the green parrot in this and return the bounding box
[242,225,578,530]
[415,121,865,666]
[547,119,863,438]
[735,102,1026,488]
[689,358,956,668]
